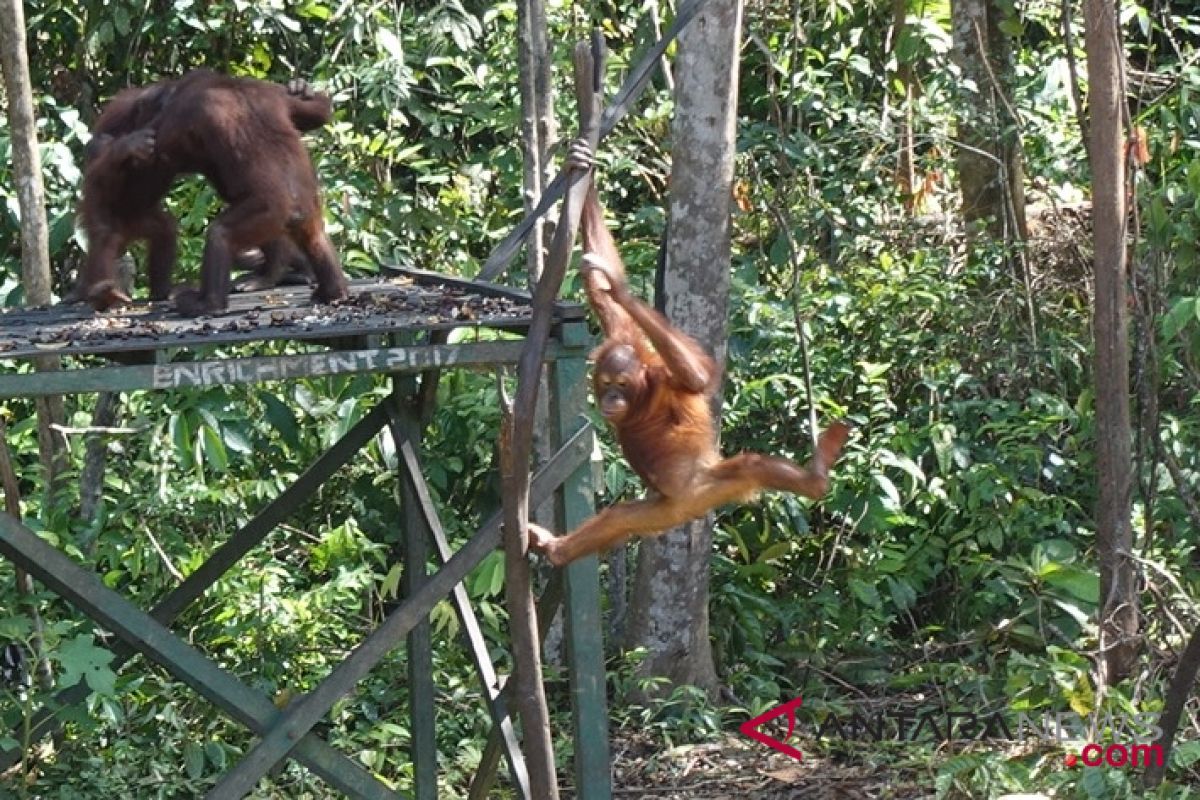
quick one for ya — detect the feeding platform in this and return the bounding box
[0,267,611,800]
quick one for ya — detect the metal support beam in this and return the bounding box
[389,376,438,800]
[205,424,594,797]
[0,400,391,771]
[0,512,405,800]
[554,321,612,799]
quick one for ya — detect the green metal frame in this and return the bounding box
[0,316,612,799]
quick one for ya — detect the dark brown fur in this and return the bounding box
[77,71,345,314]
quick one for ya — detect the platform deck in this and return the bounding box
[0,266,585,361]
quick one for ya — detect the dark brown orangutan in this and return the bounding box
[78,75,330,306]
[232,237,313,292]
[528,163,849,567]
[76,81,178,306]
[77,71,347,314]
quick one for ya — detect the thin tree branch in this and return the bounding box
[498,36,604,800]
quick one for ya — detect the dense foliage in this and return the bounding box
[2,0,1200,797]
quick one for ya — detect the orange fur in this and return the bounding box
[527,174,849,567]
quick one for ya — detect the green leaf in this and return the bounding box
[113,5,131,35]
[1188,159,1200,195]
[1135,6,1151,37]
[1079,764,1110,795]
[222,423,253,454]
[1146,197,1170,241]
[930,423,956,474]
[201,424,229,472]
[297,0,331,20]
[1051,597,1091,626]
[377,28,404,61]
[1066,672,1095,716]
[848,578,881,608]
[879,449,926,487]
[885,576,917,610]
[486,554,505,596]
[205,740,227,770]
[380,563,402,600]
[1033,538,1077,568]
[874,473,902,510]
[170,413,195,470]
[757,541,792,564]
[859,360,892,381]
[57,634,116,695]
[768,232,791,267]
[332,398,361,442]
[998,16,1022,37]
[260,392,300,449]
[184,740,205,780]
[895,29,921,63]
[1172,740,1200,768]
[1043,566,1099,603]
[0,616,32,640]
[471,551,505,597]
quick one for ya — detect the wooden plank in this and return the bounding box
[396,432,530,798]
[0,512,406,800]
[553,321,613,800]
[390,381,439,800]
[0,400,391,771]
[384,264,586,321]
[466,573,564,800]
[0,340,587,398]
[204,423,594,797]
[0,277,539,359]
[0,275,583,361]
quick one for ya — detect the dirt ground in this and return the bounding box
[604,732,932,799]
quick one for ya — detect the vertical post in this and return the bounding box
[391,372,438,799]
[552,320,612,799]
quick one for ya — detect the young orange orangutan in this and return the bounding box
[528,172,849,567]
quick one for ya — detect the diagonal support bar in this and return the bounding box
[394,423,531,798]
[0,400,392,773]
[159,400,391,621]
[206,422,595,798]
[467,572,564,799]
[0,512,405,800]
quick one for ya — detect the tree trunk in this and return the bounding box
[888,0,917,212]
[516,0,561,535]
[0,6,50,305]
[516,0,556,287]
[0,0,67,490]
[1085,0,1139,685]
[950,0,1028,241]
[624,0,743,697]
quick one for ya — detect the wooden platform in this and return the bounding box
[0,265,585,361]
[0,267,610,799]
